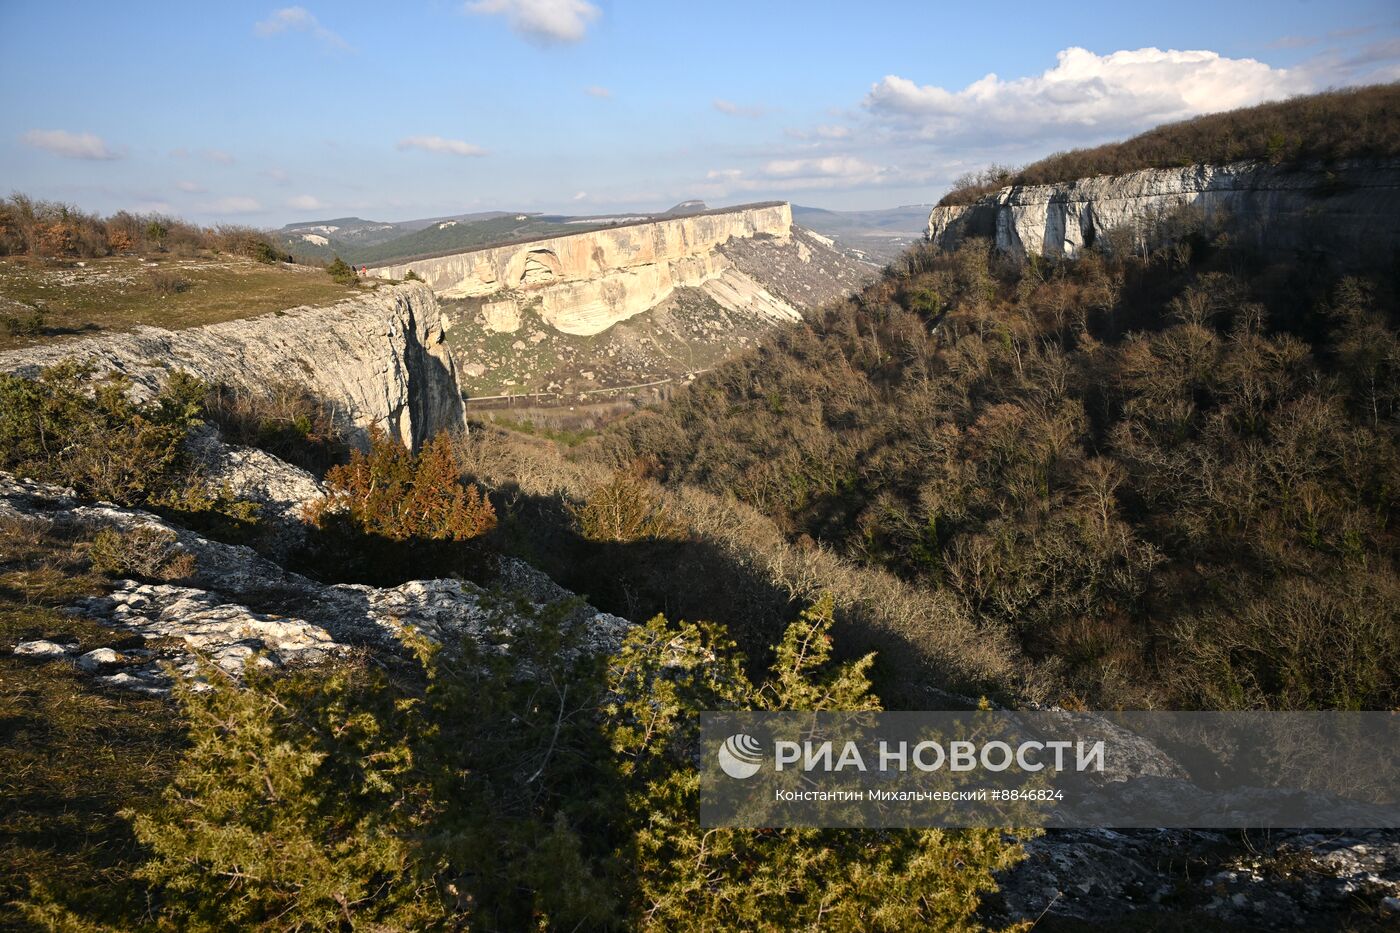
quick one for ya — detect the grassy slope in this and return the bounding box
[0,255,356,351]
[0,516,182,926]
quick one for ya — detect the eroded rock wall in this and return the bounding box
[372,203,796,335]
[927,159,1400,264]
[0,282,464,450]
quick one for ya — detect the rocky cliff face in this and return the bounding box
[372,203,806,336]
[927,159,1400,264]
[0,282,464,450]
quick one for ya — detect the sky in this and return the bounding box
[2,0,1397,226]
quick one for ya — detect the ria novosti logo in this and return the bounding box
[717,733,764,779]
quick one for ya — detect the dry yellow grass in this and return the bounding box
[0,254,357,350]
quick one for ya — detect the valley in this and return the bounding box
[2,19,1399,926]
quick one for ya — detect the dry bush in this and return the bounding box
[204,381,349,476]
[570,466,684,543]
[0,195,286,261]
[88,525,196,581]
[147,270,191,295]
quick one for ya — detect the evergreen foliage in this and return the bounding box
[35,598,1027,931]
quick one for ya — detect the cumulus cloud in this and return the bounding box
[865,47,1309,142]
[255,6,350,49]
[396,135,488,157]
[21,129,122,160]
[585,85,612,98]
[288,194,327,210]
[204,197,263,214]
[466,0,600,45]
[175,180,206,193]
[700,156,924,196]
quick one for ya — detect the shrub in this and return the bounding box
[88,526,196,581]
[90,598,1025,930]
[404,268,422,282]
[326,256,358,285]
[0,361,203,505]
[147,270,190,295]
[569,463,684,542]
[302,431,496,583]
[1,308,45,337]
[310,431,495,543]
[203,381,350,476]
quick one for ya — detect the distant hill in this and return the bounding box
[792,204,932,264]
[938,83,1400,206]
[277,200,926,268]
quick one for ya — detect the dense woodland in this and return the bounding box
[591,229,1400,710]
[939,83,1400,205]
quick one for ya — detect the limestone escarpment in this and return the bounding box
[372,203,803,336]
[928,159,1400,264]
[0,282,464,450]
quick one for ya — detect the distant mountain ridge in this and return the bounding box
[278,201,920,267]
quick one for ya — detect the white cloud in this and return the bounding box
[175,180,206,193]
[865,47,1308,142]
[205,197,264,214]
[396,135,488,157]
[585,85,612,98]
[265,167,290,184]
[255,6,350,49]
[713,99,768,118]
[466,0,600,45]
[21,129,121,161]
[572,191,588,200]
[699,157,921,197]
[288,194,327,210]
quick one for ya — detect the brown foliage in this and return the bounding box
[307,431,496,544]
[591,229,1400,709]
[0,193,287,261]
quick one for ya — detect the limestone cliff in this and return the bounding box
[0,281,464,450]
[371,203,804,336]
[927,159,1400,263]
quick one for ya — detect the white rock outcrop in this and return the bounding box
[373,204,800,335]
[1,472,630,693]
[0,282,465,450]
[928,159,1400,264]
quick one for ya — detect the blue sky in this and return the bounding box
[2,0,1397,225]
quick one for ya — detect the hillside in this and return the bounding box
[591,211,1400,713]
[939,83,1400,205]
[792,203,932,263]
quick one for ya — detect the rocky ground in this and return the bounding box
[0,462,628,695]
